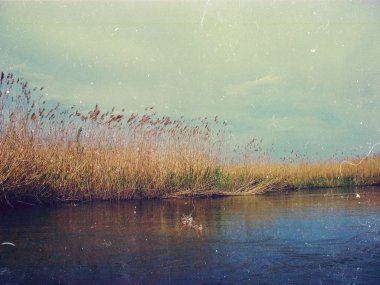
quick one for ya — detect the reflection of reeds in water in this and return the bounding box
[181,213,203,234]
[0,72,379,206]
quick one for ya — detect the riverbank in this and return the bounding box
[1,129,379,206]
[1,72,379,206]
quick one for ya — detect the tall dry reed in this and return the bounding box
[0,71,379,206]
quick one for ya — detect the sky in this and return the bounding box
[0,0,379,159]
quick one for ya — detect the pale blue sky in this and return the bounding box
[1,0,379,159]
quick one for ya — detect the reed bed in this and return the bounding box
[0,72,379,206]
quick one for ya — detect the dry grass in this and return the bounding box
[0,72,379,206]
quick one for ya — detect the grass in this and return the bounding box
[1,71,379,206]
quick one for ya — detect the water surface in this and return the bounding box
[1,187,379,284]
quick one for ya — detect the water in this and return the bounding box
[1,187,379,284]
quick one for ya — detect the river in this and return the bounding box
[1,187,379,284]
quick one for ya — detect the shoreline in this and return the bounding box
[2,174,379,208]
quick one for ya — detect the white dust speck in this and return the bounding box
[1,242,16,247]
[146,73,150,78]
[114,27,119,32]
[310,48,317,53]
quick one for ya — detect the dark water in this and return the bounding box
[1,187,379,285]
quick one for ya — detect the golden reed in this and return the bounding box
[0,72,379,206]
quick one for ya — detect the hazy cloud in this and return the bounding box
[8,63,28,71]
[225,75,284,97]
[8,64,54,82]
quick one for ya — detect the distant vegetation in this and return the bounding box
[0,72,379,206]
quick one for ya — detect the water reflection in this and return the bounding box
[1,187,379,284]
